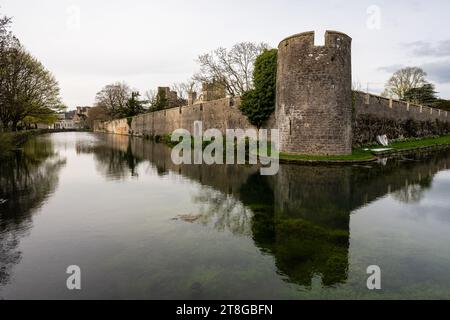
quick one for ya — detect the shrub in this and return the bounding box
[240,49,278,128]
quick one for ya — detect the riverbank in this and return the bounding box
[0,130,41,159]
[277,134,450,164]
[0,129,86,159]
[120,132,450,165]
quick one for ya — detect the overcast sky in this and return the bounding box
[2,0,450,108]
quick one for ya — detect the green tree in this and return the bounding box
[153,89,169,111]
[125,91,145,117]
[0,45,62,131]
[240,49,278,128]
[433,99,450,112]
[403,83,437,105]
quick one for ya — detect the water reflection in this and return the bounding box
[85,134,450,288]
[76,137,142,179]
[0,137,66,286]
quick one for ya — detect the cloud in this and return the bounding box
[422,60,450,83]
[377,61,450,84]
[403,40,450,57]
[378,64,405,73]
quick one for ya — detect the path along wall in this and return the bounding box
[94,92,450,147]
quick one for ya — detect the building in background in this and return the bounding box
[51,111,76,129]
[73,106,91,128]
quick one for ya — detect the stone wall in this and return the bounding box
[94,91,450,148]
[276,31,352,156]
[353,91,450,145]
[94,97,276,137]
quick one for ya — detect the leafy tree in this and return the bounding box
[1,11,61,131]
[240,49,278,128]
[433,99,450,112]
[152,89,169,111]
[125,91,145,117]
[403,83,437,105]
[23,113,58,129]
[0,45,62,131]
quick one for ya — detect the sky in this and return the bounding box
[2,0,450,109]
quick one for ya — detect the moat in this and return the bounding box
[1,132,450,299]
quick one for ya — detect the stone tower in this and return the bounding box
[276,31,352,155]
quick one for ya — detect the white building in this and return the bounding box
[50,111,76,129]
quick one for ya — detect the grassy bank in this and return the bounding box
[389,134,450,150]
[278,149,376,162]
[145,132,450,163]
[278,134,450,163]
[0,130,47,159]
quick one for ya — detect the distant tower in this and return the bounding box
[187,91,197,105]
[276,31,352,155]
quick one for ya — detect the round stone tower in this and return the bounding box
[276,31,352,155]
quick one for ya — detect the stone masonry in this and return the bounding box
[276,31,352,155]
[94,31,449,152]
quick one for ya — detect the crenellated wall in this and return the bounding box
[353,91,450,145]
[94,97,276,137]
[276,31,353,156]
[94,30,450,152]
[94,90,449,147]
[354,91,449,122]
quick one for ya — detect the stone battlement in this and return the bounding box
[94,30,450,154]
[354,91,449,122]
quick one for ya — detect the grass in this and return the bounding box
[389,134,450,150]
[0,130,44,158]
[269,134,450,163]
[150,132,450,163]
[278,149,376,162]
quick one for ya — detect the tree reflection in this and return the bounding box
[391,176,433,203]
[190,188,253,236]
[0,137,66,287]
[77,139,142,179]
[89,134,450,289]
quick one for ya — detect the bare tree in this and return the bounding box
[95,82,131,119]
[171,79,200,100]
[194,42,269,96]
[383,67,428,99]
[87,105,109,129]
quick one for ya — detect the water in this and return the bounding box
[1,132,450,299]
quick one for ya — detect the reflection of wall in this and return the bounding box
[93,134,260,195]
[89,134,450,287]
